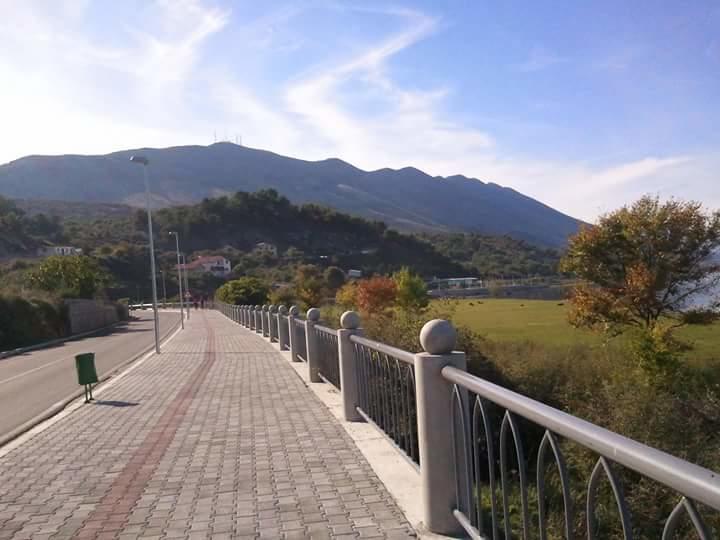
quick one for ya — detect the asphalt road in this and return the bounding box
[0,311,179,439]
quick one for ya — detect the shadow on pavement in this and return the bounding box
[93,400,139,407]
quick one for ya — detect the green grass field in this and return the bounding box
[444,298,720,364]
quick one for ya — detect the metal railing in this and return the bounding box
[351,335,419,468]
[442,366,720,539]
[294,318,307,362]
[212,302,720,537]
[315,324,340,389]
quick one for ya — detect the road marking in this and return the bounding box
[0,316,165,386]
[0,323,184,459]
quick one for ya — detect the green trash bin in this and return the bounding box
[75,353,98,402]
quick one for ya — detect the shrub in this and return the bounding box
[356,276,397,315]
[0,295,67,350]
[215,277,269,305]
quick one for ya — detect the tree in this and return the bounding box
[324,266,346,291]
[392,267,429,310]
[335,281,358,309]
[561,196,720,336]
[28,255,110,299]
[215,277,269,305]
[269,286,296,307]
[356,276,397,315]
[294,264,325,309]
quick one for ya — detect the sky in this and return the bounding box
[1,0,718,221]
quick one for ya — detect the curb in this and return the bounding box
[0,321,128,361]
[0,318,181,450]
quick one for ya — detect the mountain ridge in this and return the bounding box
[0,142,582,246]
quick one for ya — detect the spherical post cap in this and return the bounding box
[269,304,277,313]
[289,305,299,316]
[262,304,268,311]
[419,319,457,354]
[340,311,361,329]
[278,305,288,314]
[306,307,321,321]
[255,305,261,310]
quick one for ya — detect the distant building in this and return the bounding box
[179,256,232,277]
[347,269,363,279]
[37,246,83,257]
[428,277,482,290]
[255,242,278,256]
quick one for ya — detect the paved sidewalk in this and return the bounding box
[0,311,415,540]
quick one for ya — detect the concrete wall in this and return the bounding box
[65,300,120,335]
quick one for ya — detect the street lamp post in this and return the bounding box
[182,254,191,319]
[169,231,185,329]
[130,155,161,354]
[160,270,167,307]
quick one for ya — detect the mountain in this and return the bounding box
[0,142,581,246]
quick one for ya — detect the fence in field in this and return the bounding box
[216,302,720,538]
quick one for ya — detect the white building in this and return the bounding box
[179,256,232,277]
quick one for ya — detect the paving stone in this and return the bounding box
[0,312,415,539]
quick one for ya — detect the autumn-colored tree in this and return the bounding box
[356,276,397,315]
[335,281,358,309]
[561,196,720,336]
[392,267,429,310]
[294,264,325,309]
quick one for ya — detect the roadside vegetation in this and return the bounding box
[314,196,720,537]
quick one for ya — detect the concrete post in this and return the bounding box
[268,305,278,342]
[254,305,262,333]
[278,305,289,349]
[288,306,299,362]
[414,319,467,536]
[338,311,363,422]
[305,308,321,382]
[261,305,269,337]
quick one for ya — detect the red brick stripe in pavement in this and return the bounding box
[72,314,216,539]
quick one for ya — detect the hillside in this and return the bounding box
[0,196,64,258]
[0,142,581,247]
[426,233,561,277]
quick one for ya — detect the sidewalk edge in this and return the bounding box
[0,319,182,451]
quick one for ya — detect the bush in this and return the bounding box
[215,277,269,305]
[0,294,67,350]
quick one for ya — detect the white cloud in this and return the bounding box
[0,1,716,224]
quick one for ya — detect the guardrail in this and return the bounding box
[215,302,720,537]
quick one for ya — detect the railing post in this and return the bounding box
[288,306,300,362]
[244,305,248,327]
[254,305,262,333]
[414,319,467,535]
[262,305,269,337]
[268,305,278,341]
[338,311,363,422]
[278,305,289,349]
[305,308,321,382]
[259,305,267,336]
